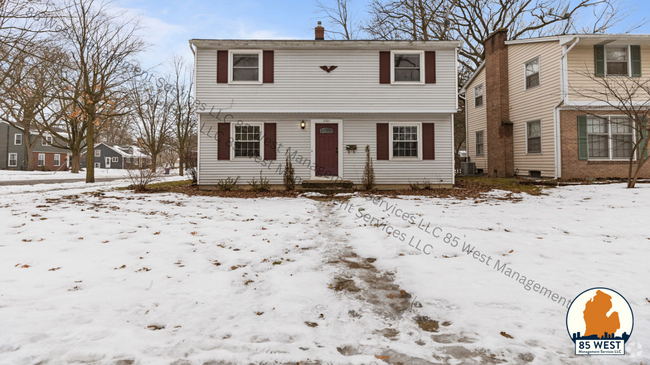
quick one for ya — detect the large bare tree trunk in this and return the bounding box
[178,147,184,176]
[70,152,81,173]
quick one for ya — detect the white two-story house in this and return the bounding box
[190,23,461,189]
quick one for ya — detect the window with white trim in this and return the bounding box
[54,154,60,166]
[42,134,52,146]
[605,46,629,76]
[112,157,119,163]
[474,84,483,107]
[14,134,22,145]
[94,149,101,157]
[391,125,419,158]
[475,131,484,156]
[392,51,424,83]
[230,50,262,83]
[8,153,17,167]
[38,153,45,166]
[525,57,540,89]
[526,120,542,154]
[587,116,634,159]
[94,162,101,168]
[233,123,262,158]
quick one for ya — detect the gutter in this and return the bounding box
[554,36,580,179]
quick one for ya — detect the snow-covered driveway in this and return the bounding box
[0,183,648,364]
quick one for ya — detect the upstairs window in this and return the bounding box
[474,84,484,107]
[391,125,419,157]
[606,46,629,76]
[525,57,540,89]
[94,149,101,157]
[233,124,262,158]
[42,134,52,146]
[14,134,22,145]
[230,51,262,83]
[392,51,423,83]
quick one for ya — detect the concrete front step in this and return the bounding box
[302,179,354,189]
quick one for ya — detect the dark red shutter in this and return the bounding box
[377,123,389,160]
[379,51,391,84]
[422,123,435,160]
[425,51,436,84]
[264,123,277,160]
[217,51,228,83]
[217,123,230,160]
[263,51,274,83]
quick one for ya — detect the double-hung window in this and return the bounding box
[606,46,629,76]
[230,50,262,83]
[392,51,424,83]
[474,84,484,107]
[94,150,101,157]
[54,154,60,166]
[587,116,634,159]
[391,124,420,158]
[38,153,45,166]
[14,134,22,145]
[526,120,542,154]
[42,134,52,146]
[525,57,540,89]
[112,157,119,163]
[233,123,263,158]
[475,131,484,156]
[8,153,17,167]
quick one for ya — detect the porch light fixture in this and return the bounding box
[301,121,306,129]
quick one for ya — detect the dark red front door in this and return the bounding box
[315,124,338,176]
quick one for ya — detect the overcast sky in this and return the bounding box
[113,0,650,72]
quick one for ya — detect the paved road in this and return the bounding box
[0,177,129,186]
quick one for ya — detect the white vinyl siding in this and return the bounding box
[508,41,561,177]
[198,113,454,186]
[466,68,488,170]
[196,48,457,113]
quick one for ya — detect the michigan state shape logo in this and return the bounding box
[567,287,634,355]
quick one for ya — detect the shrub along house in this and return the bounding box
[461,29,650,179]
[190,23,461,189]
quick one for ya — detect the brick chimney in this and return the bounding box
[315,21,325,41]
[484,28,514,178]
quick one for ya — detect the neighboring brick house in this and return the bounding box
[461,30,650,179]
[81,143,151,169]
[1,121,71,171]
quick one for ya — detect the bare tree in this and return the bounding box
[130,77,172,172]
[0,43,59,170]
[570,72,650,188]
[54,0,146,182]
[316,0,361,40]
[364,0,446,41]
[97,113,134,146]
[169,55,196,176]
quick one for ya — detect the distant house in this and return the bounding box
[461,30,650,179]
[1,121,71,170]
[81,143,151,169]
[189,23,461,189]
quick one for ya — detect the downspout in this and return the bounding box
[555,36,579,179]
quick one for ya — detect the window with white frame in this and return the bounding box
[474,84,483,107]
[112,157,119,163]
[230,51,262,83]
[95,162,101,168]
[525,57,540,89]
[475,131,484,156]
[392,51,423,83]
[38,153,45,166]
[233,124,262,158]
[14,134,22,145]
[605,46,629,76]
[8,153,17,167]
[42,134,52,146]
[391,125,419,158]
[526,120,542,154]
[94,149,101,157]
[54,154,60,166]
[587,116,634,159]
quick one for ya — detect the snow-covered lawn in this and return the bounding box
[0,183,648,364]
[0,169,136,181]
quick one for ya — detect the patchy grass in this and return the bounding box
[456,176,549,195]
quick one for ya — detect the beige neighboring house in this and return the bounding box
[461,29,650,179]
